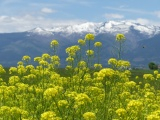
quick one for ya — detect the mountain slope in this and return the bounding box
[129,34,160,66]
[0,21,160,67]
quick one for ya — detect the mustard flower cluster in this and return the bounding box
[85,33,95,40]
[44,88,58,99]
[22,55,31,62]
[116,33,125,41]
[0,65,6,75]
[78,39,86,45]
[74,93,91,107]
[83,112,96,120]
[94,42,102,47]
[94,64,102,69]
[108,58,130,70]
[66,45,80,57]
[143,74,155,80]
[116,108,127,117]
[41,111,61,120]
[86,50,94,56]
[50,39,59,47]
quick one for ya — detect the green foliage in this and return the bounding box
[148,62,158,70]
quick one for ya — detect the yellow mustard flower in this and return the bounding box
[94,42,102,47]
[74,93,91,107]
[9,76,20,85]
[156,74,160,79]
[154,70,158,75]
[135,76,139,79]
[39,60,49,67]
[42,53,50,60]
[66,45,80,56]
[50,40,59,47]
[86,50,94,56]
[143,74,155,80]
[78,39,85,45]
[66,56,74,62]
[147,114,160,120]
[43,88,58,100]
[0,106,10,116]
[34,57,41,62]
[127,100,143,111]
[94,64,102,69]
[58,100,68,107]
[41,111,61,120]
[108,58,117,66]
[0,65,6,74]
[98,68,115,78]
[116,108,127,117]
[116,33,125,41]
[22,55,31,62]
[83,112,96,120]
[85,33,95,41]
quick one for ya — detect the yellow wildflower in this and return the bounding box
[58,100,68,107]
[94,64,102,69]
[22,55,31,62]
[94,42,102,47]
[42,53,50,60]
[154,70,158,75]
[78,39,85,45]
[44,88,58,100]
[0,65,6,74]
[143,74,155,80]
[85,33,95,40]
[41,111,61,120]
[83,112,96,120]
[116,33,125,41]
[116,108,127,117]
[50,40,59,47]
[86,50,94,56]
[135,76,139,79]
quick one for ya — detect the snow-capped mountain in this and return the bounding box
[28,27,54,36]
[1,20,160,68]
[29,21,160,37]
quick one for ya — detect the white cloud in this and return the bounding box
[133,18,150,25]
[41,8,55,13]
[128,18,160,26]
[0,15,86,33]
[104,13,124,19]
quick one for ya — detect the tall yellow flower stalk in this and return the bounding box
[85,33,95,67]
[50,39,59,55]
[115,33,126,60]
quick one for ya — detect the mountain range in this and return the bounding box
[1,20,160,68]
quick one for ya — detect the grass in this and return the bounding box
[130,69,155,79]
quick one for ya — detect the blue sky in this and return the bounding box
[0,0,160,32]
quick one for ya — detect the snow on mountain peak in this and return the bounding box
[100,21,160,36]
[29,27,45,32]
[28,27,53,36]
[47,22,101,34]
[28,21,160,36]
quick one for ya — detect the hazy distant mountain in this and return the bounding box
[1,20,160,68]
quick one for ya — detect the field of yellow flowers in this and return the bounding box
[0,33,160,120]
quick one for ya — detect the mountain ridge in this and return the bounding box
[0,20,160,68]
[27,21,160,37]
